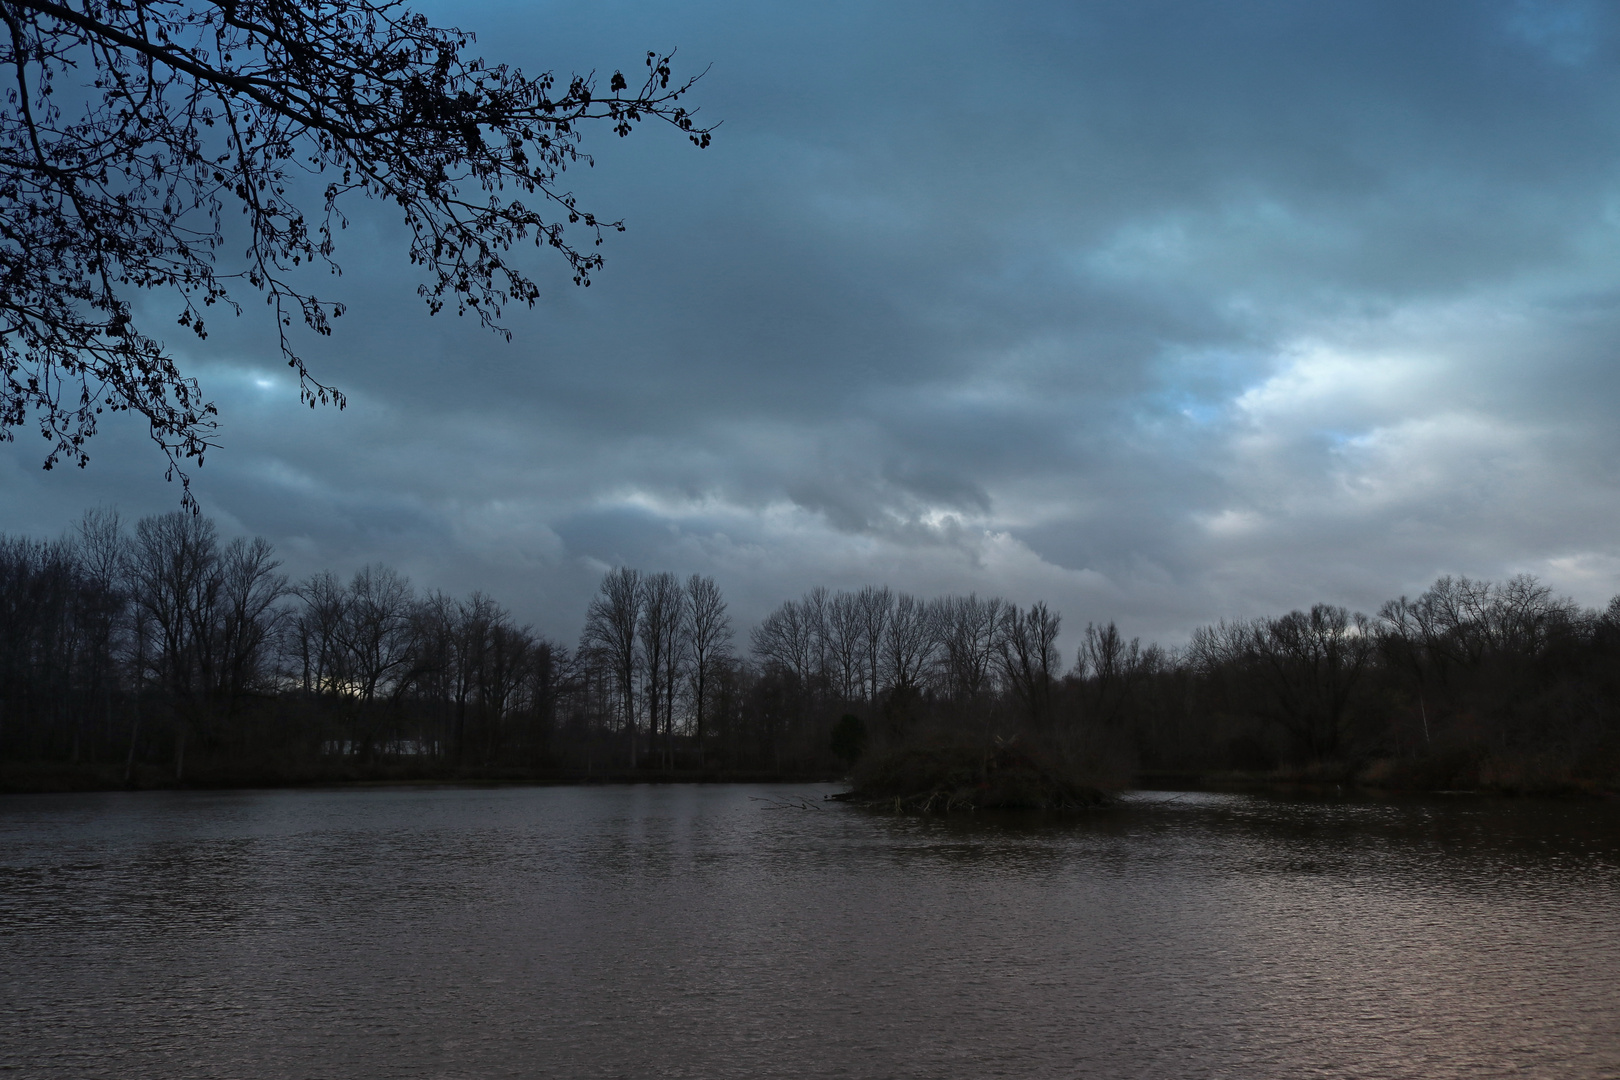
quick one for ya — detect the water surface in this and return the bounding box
[2,784,1617,1078]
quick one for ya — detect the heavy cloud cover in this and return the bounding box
[6,0,1620,646]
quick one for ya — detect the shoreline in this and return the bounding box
[0,761,844,796]
[3,760,1612,799]
[1133,768,1619,800]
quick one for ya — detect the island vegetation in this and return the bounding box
[2,508,1617,800]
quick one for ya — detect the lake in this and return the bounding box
[1,784,1617,1078]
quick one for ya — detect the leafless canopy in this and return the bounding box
[0,0,712,500]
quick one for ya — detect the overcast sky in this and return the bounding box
[6,0,1620,650]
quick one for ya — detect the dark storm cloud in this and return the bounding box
[8,0,1620,647]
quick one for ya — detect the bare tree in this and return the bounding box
[638,571,685,768]
[824,590,865,702]
[581,566,641,766]
[750,597,815,687]
[447,590,496,759]
[1,0,713,494]
[522,633,571,763]
[128,510,219,775]
[214,537,289,706]
[476,607,532,764]
[1187,617,1259,675]
[1397,575,1496,674]
[683,573,731,766]
[0,533,82,758]
[1195,604,1374,759]
[998,601,1061,726]
[339,564,416,706]
[293,570,348,696]
[1479,575,1578,658]
[936,594,1004,702]
[856,585,893,700]
[800,585,831,695]
[73,509,129,762]
[402,588,455,752]
[1075,620,1147,726]
[1377,574,1577,749]
[1257,604,1374,759]
[882,592,936,692]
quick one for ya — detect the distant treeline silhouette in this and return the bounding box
[2,509,1617,793]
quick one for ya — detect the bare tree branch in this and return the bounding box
[0,0,713,502]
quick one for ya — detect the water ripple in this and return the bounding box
[1,785,1616,1079]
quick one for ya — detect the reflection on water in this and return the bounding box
[1,785,1616,1079]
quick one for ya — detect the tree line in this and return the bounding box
[3,509,1618,791]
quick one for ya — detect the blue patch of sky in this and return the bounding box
[1143,346,1266,428]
